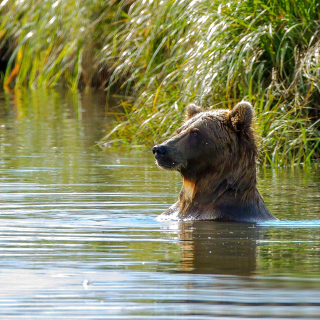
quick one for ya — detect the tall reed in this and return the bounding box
[1,0,319,165]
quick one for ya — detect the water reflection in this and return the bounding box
[178,222,258,275]
[0,89,320,318]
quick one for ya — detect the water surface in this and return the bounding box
[0,89,320,319]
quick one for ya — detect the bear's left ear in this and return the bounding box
[185,104,203,121]
[229,101,254,132]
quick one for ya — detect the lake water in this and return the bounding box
[0,89,320,319]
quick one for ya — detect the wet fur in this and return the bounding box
[154,102,276,222]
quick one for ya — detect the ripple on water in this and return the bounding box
[0,90,320,319]
[260,219,320,228]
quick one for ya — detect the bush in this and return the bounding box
[1,0,319,165]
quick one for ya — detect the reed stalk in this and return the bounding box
[1,0,319,165]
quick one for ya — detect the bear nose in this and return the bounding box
[152,145,167,156]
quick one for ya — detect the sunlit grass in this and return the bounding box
[1,0,319,165]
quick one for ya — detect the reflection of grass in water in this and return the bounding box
[1,0,319,165]
[257,225,320,279]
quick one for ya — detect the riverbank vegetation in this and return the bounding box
[1,0,319,165]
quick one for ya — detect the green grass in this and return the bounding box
[1,0,319,165]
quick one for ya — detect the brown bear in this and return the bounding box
[152,101,276,222]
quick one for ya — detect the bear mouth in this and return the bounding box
[155,157,184,171]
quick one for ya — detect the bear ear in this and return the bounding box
[229,101,254,132]
[185,104,204,121]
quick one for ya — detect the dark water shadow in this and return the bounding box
[177,221,259,276]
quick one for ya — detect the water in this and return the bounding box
[0,89,320,319]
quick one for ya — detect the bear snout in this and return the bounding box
[152,145,167,157]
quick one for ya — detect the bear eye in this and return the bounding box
[190,129,199,137]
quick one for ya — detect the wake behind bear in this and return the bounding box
[152,102,276,222]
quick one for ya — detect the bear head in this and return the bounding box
[152,102,257,180]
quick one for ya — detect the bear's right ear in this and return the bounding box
[185,104,203,121]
